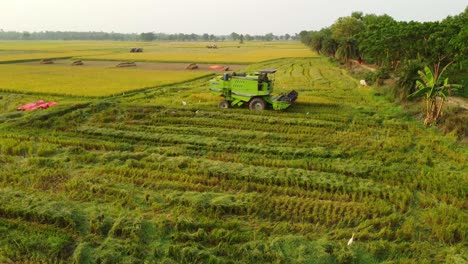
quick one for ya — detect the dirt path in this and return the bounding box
[350,60,376,72]
[16,60,245,72]
[447,96,468,110]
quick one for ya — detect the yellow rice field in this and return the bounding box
[0,41,316,64]
[79,42,317,63]
[82,48,315,64]
[0,64,212,97]
[0,51,109,63]
[0,41,315,97]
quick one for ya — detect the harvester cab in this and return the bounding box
[209,69,298,110]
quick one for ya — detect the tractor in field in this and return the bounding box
[209,69,298,110]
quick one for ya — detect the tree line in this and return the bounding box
[0,31,137,41]
[140,32,295,42]
[0,30,297,42]
[299,8,467,99]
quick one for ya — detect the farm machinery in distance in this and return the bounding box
[209,69,298,110]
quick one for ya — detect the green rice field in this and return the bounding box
[0,41,466,263]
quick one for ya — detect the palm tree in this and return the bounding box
[408,64,461,125]
[335,38,359,64]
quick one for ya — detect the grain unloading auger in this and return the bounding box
[209,69,298,110]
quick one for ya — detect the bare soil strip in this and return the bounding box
[17,59,245,72]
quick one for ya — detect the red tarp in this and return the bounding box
[17,100,58,111]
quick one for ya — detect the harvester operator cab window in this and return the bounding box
[260,73,269,82]
[258,73,269,90]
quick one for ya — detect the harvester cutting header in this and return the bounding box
[209,69,298,110]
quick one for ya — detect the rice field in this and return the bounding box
[0,41,127,63]
[0,41,316,64]
[0,42,466,263]
[82,47,317,64]
[0,41,150,63]
[0,52,106,64]
[0,64,212,97]
[0,41,314,97]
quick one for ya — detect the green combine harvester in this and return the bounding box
[209,69,298,110]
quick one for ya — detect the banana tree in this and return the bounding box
[408,64,460,126]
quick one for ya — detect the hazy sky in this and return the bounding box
[1,0,466,35]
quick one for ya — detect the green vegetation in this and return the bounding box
[300,8,468,97]
[408,65,462,126]
[300,7,468,137]
[0,43,466,263]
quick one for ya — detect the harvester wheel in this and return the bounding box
[218,100,230,109]
[249,98,266,111]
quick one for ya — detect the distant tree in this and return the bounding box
[397,60,424,100]
[318,28,338,57]
[361,13,395,31]
[299,30,309,43]
[139,32,155,42]
[285,33,291,40]
[230,32,240,41]
[357,14,397,65]
[239,34,244,44]
[22,31,31,39]
[331,16,364,63]
[306,31,326,53]
[335,39,359,63]
[299,30,311,46]
[202,33,209,41]
[351,11,364,20]
[189,33,197,41]
[331,17,364,41]
[446,9,468,79]
[447,10,468,62]
[265,33,274,41]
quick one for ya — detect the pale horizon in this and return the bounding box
[1,0,466,35]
